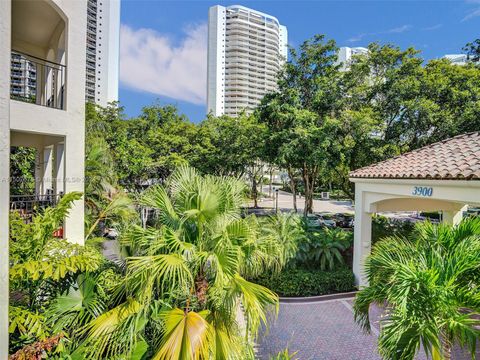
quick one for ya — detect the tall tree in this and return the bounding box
[463,38,480,63]
[258,35,343,214]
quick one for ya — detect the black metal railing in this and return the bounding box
[10,194,62,214]
[10,50,66,110]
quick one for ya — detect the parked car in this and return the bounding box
[334,213,354,228]
[306,214,336,228]
[318,214,337,228]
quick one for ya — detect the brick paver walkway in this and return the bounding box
[257,297,477,360]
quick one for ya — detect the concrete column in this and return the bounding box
[54,142,65,196]
[0,0,11,356]
[63,135,85,244]
[443,205,468,226]
[34,148,41,196]
[41,145,54,195]
[353,189,373,287]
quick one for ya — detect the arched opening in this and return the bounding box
[10,0,67,109]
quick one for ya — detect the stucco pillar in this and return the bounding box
[443,205,468,226]
[53,142,65,196]
[34,148,41,196]
[63,135,85,245]
[353,189,372,287]
[0,0,11,356]
[41,145,54,195]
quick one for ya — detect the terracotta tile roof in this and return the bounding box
[350,132,480,180]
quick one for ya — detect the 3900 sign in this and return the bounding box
[412,186,433,197]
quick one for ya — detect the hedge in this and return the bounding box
[253,268,355,297]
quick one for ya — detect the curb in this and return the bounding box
[279,291,358,304]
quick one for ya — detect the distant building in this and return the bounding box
[85,0,120,106]
[336,46,369,71]
[207,5,288,117]
[442,54,468,66]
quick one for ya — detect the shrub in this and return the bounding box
[372,215,415,245]
[295,227,353,270]
[253,268,355,297]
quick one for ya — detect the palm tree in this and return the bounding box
[261,212,304,268]
[79,166,282,359]
[354,219,480,360]
[296,227,351,270]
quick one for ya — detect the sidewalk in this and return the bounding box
[250,187,354,214]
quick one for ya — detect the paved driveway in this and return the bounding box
[257,297,477,360]
[254,188,354,214]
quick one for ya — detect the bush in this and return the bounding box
[372,215,415,245]
[253,268,355,297]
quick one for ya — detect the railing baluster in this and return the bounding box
[10,50,66,110]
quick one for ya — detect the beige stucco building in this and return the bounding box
[350,133,480,287]
[1,0,87,355]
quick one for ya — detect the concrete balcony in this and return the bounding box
[10,51,66,110]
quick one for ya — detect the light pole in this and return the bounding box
[275,189,279,214]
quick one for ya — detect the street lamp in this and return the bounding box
[275,189,279,214]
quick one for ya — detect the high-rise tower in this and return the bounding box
[207,5,287,117]
[86,0,120,106]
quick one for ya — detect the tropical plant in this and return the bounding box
[84,136,138,240]
[9,193,105,353]
[354,219,480,360]
[296,227,352,270]
[270,348,299,360]
[75,166,282,359]
[261,212,305,268]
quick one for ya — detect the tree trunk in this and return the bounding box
[287,167,297,212]
[252,176,258,208]
[269,167,273,198]
[302,166,315,216]
[441,331,452,360]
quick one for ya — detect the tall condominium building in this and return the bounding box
[86,0,120,106]
[2,0,88,353]
[442,54,468,66]
[336,46,369,71]
[207,5,288,117]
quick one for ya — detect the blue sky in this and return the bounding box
[119,0,480,122]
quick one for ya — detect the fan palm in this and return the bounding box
[261,212,304,268]
[80,166,281,359]
[354,219,480,360]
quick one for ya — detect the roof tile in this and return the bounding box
[350,132,480,180]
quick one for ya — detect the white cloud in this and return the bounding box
[386,25,412,33]
[120,23,207,105]
[462,7,480,21]
[422,24,443,31]
[347,25,412,43]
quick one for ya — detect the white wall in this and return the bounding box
[0,1,11,355]
[351,178,480,286]
[9,0,87,245]
[95,0,120,106]
[206,5,226,116]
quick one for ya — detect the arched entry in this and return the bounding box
[349,133,480,286]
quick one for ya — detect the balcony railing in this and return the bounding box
[10,50,66,110]
[10,194,62,214]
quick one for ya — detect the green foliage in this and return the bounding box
[354,218,480,360]
[254,268,355,297]
[463,38,480,63]
[371,215,415,245]
[260,212,305,268]
[296,227,352,270]
[259,37,480,201]
[72,166,287,359]
[8,193,106,354]
[270,348,299,360]
[10,146,36,195]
